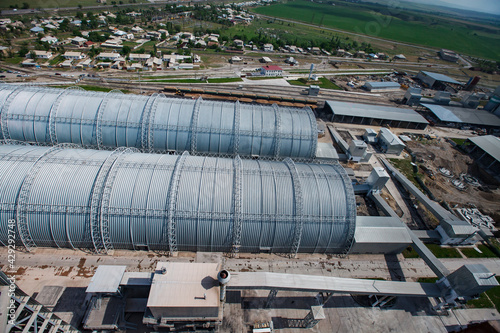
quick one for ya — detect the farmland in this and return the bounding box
[252,0,500,60]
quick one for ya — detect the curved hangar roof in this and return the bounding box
[0,85,317,159]
[0,144,356,255]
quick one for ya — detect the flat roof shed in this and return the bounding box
[86,265,126,293]
[364,81,401,92]
[147,262,221,321]
[324,101,428,130]
[465,135,500,179]
[421,103,500,128]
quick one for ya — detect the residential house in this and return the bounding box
[41,36,58,44]
[263,43,273,52]
[131,26,143,33]
[71,36,88,46]
[96,52,120,60]
[63,51,85,60]
[27,50,53,59]
[129,53,151,62]
[234,39,244,48]
[260,65,282,77]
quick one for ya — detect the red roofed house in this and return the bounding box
[260,65,283,77]
[84,41,95,47]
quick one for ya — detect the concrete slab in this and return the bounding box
[35,285,65,308]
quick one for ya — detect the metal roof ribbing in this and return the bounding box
[0,144,356,254]
[0,84,317,160]
[378,128,405,146]
[325,101,428,124]
[365,81,401,88]
[422,103,500,127]
[468,135,500,162]
[420,71,461,85]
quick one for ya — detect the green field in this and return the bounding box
[207,77,243,83]
[425,244,462,258]
[460,245,498,258]
[0,0,146,9]
[288,77,342,90]
[253,0,500,60]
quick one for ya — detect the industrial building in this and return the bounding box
[485,85,500,115]
[0,144,356,255]
[362,128,377,144]
[377,128,406,155]
[0,85,317,160]
[351,216,411,254]
[402,87,422,106]
[419,103,500,129]
[416,71,462,90]
[462,135,500,182]
[438,49,459,63]
[324,101,428,129]
[363,81,401,92]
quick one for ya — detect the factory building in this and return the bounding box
[0,85,317,160]
[419,103,500,130]
[462,135,500,183]
[439,49,459,63]
[363,81,401,92]
[351,216,411,254]
[416,71,462,90]
[0,144,356,255]
[485,86,500,114]
[402,87,422,106]
[324,101,428,130]
[377,128,406,155]
[363,128,377,144]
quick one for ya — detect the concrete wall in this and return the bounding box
[149,306,219,320]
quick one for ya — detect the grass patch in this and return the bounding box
[49,55,64,66]
[425,244,462,258]
[247,76,283,80]
[252,0,500,60]
[466,277,500,310]
[450,138,467,146]
[144,78,205,83]
[402,246,420,259]
[2,57,23,65]
[144,77,242,83]
[485,277,500,312]
[417,277,438,283]
[460,244,498,258]
[207,77,242,83]
[288,77,342,90]
[387,158,425,191]
[467,293,493,309]
[51,85,130,93]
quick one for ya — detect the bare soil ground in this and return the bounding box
[406,139,500,223]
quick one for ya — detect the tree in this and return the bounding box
[78,4,82,9]
[22,2,29,9]
[18,46,29,57]
[120,45,131,56]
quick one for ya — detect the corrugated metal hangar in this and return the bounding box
[0,85,317,159]
[0,144,356,255]
[420,103,500,128]
[324,101,428,129]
